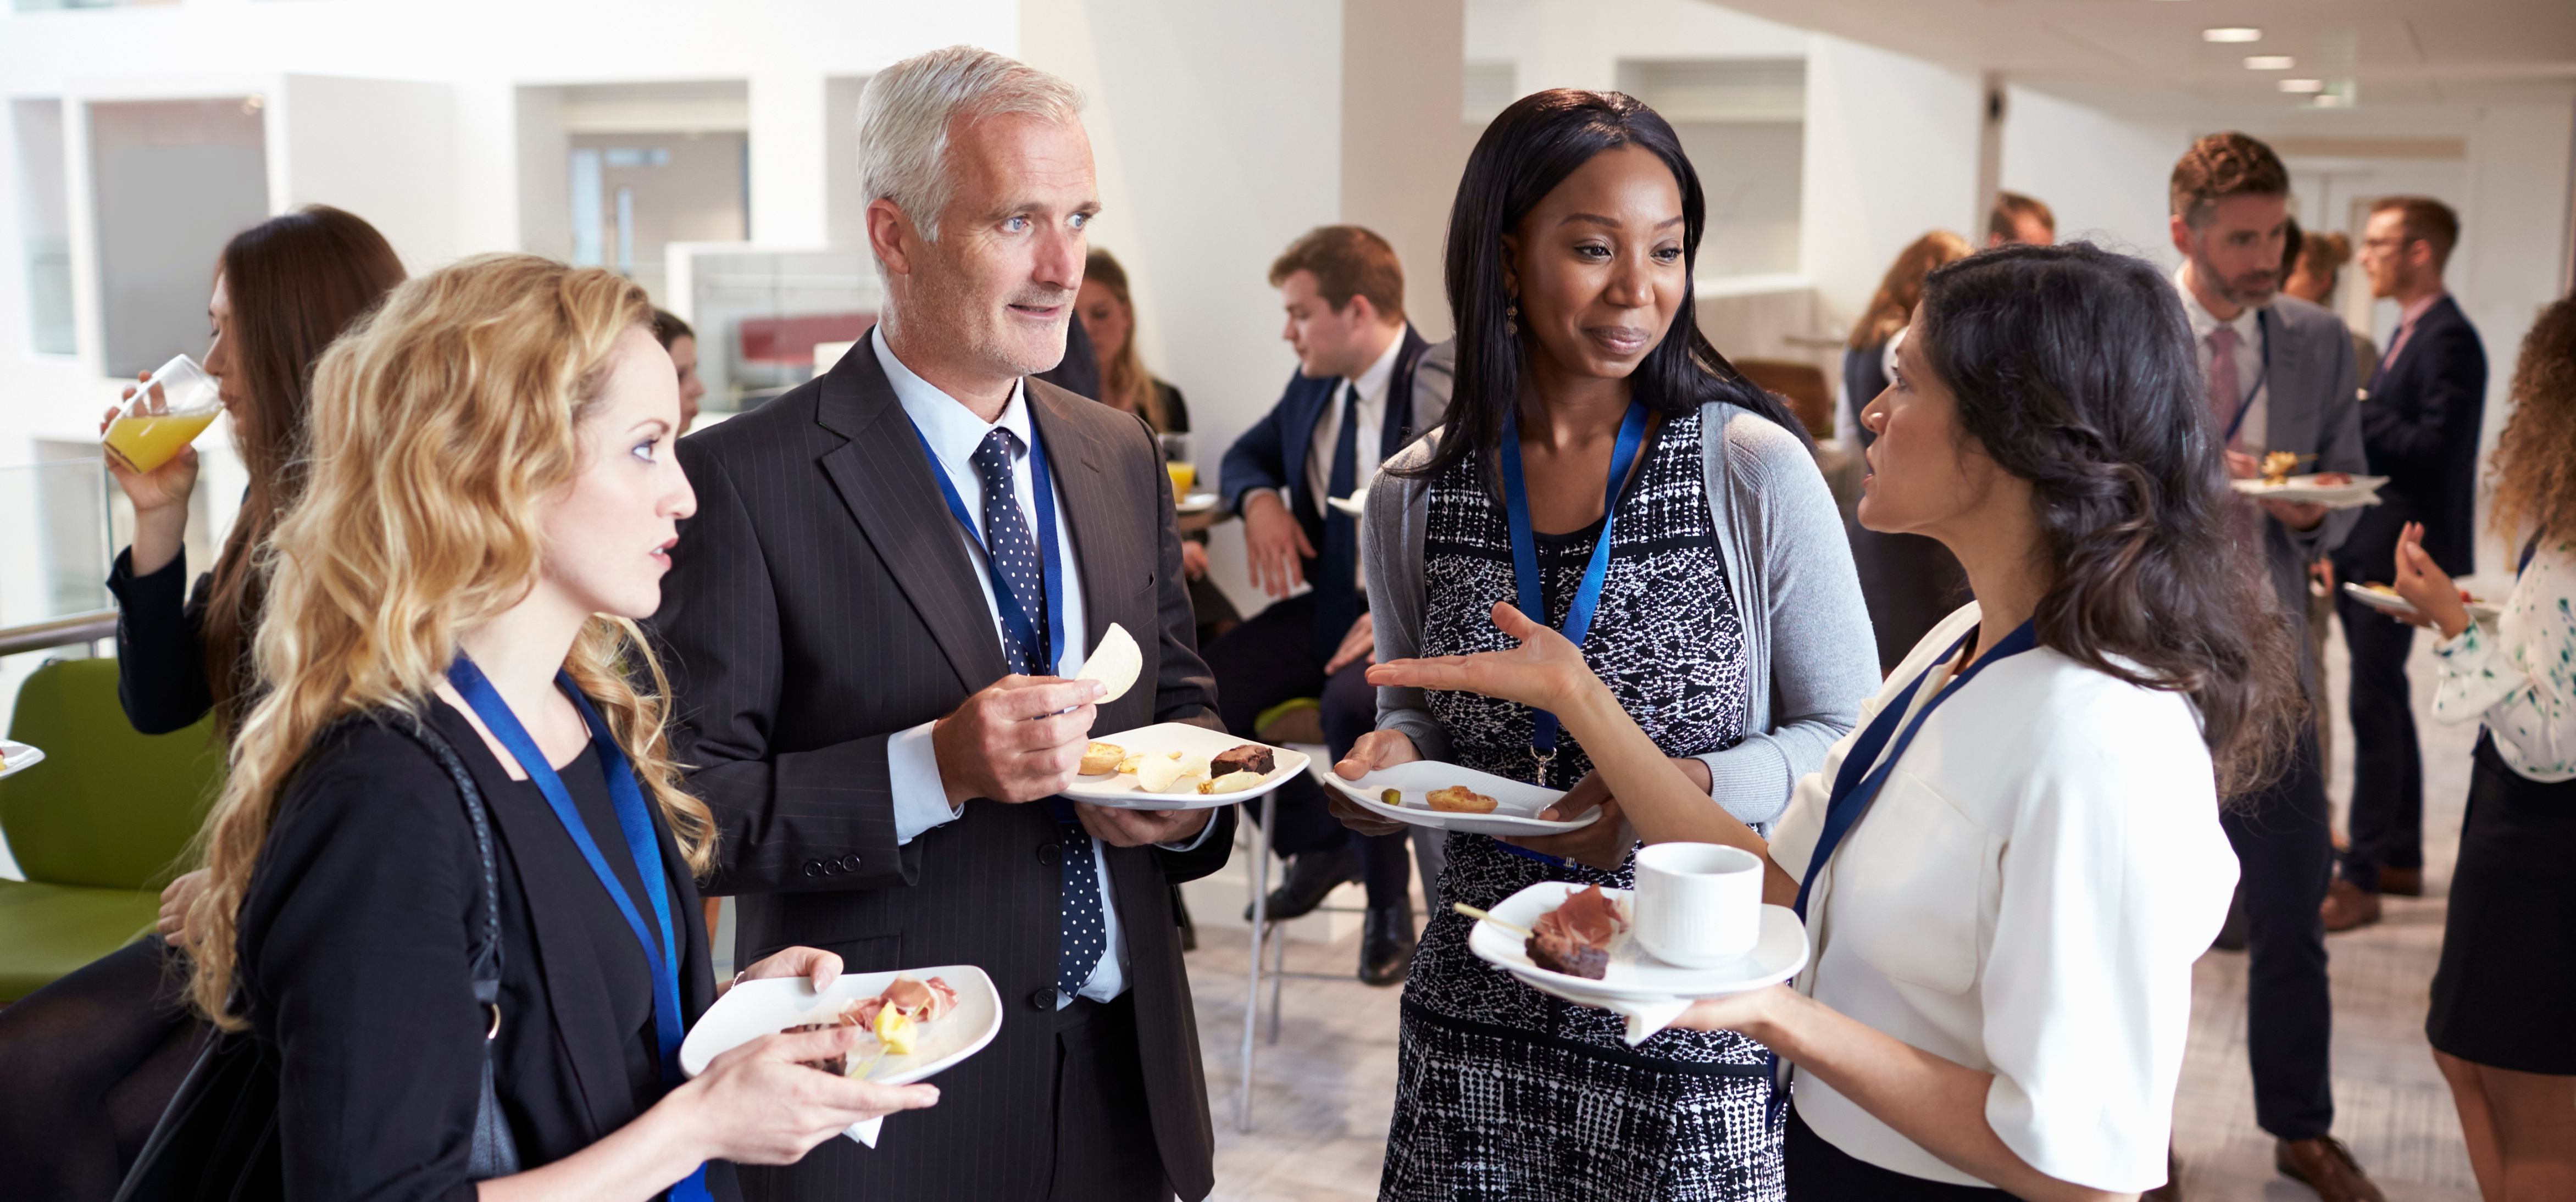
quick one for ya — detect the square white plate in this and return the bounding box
[679,964,1002,1145]
[2229,473,2387,508]
[1465,882,1808,1002]
[1063,722,1309,810]
[0,740,43,782]
[2342,581,2502,624]
[1321,760,1595,837]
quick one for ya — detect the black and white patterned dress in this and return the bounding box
[1379,408,1781,1201]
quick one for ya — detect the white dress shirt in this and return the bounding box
[2175,265,2269,450]
[1296,331,1407,514]
[872,330,1206,1006]
[1767,603,2240,1193]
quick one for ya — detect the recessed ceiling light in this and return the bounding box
[2203,27,2263,42]
[2310,93,2354,108]
[2279,78,2326,93]
[2244,55,2296,70]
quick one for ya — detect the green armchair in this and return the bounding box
[0,658,224,1002]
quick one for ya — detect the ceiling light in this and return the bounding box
[2244,55,2295,70]
[2203,27,2263,42]
[2309,93,2354,108]
[2279,78,2325,93]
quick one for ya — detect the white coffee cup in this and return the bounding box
[1633,842,1764,967]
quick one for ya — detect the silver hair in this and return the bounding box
[856,45,1084,247]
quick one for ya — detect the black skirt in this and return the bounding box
[2427,732,2576,1075]
[1786,1105,2016,1199]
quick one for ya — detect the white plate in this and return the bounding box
[1175,492,1220,514]
[2230,473,2387,508]
[1063,722,1310,810]
[1467,882,1808,1001]
[1322,760,1596,836]
[1326,494,1365,517]
[2342,581,2502,624]
[679,964,1003,1144]
[0,741,42,782]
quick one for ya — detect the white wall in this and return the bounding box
[1998,85,2186,268]
[1799,33,1981,319]
[1020,0,1346,616]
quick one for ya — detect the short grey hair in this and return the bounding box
[856,45,1084,246]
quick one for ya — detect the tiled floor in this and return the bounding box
[1183,611,2489,1200]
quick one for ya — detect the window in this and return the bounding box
[11,99,73,354]
[1616,59,1806,278]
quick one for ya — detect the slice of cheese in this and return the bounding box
[1075,622,1143,703]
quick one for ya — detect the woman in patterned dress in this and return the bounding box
[1330,89,1877,1201]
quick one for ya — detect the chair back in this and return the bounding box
[1733,359,1835,440]
[0,658,223,889]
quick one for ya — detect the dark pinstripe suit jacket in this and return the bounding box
[649,332,1231,1201]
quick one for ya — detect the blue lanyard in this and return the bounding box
[445,656,710,1202]
[1794,619,2038,919]
[1496,400,1650,784]
[907,412,1068,679]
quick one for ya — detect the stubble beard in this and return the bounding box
[906,249,1072,383]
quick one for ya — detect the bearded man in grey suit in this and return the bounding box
[651,46,1229,1202]
[2163,132,2381,1202]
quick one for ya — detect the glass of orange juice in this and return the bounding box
[1158,432,1195,498]
[101,354,222,474]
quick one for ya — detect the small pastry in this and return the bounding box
[1210,744,1275,777]
[1426,786,1498,814]
[1079,742,1126,776]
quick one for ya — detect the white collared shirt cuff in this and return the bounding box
[887,719,964,845]
[1156,810,1222,853]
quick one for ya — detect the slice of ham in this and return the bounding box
[1524,885,1629,980]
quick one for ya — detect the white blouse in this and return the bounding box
[2430,538,2576,782]
[1768,604,2239,1193]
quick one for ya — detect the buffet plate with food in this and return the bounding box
[2229,472,2387,508]
[2341,581,2503,625]
[1466,882,1807,1003]
[1061,722,1310,810]
[1323,760,1600,836]
[1175,492,1221,514]
[680,964,1003,1144]
[0,740,43,782]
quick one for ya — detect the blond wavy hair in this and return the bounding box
[184,254,717,1028]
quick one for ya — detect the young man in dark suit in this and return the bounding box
[651,47,1229,1202]
[2328,196,2488,932]
[1210,226,1448,985]
[2165,132,2381,1202]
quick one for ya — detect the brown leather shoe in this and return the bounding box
[2378,866,2423,897]
[2321,878,2382,932]
[2276,1136,2385,1201]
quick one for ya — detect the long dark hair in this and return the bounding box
[1404,89,1800,483]
[204,205,406,732]
[1916,242,2300,795]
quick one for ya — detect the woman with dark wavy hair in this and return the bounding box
[1328,88,1877,1199]
[1373,242,2298,1199]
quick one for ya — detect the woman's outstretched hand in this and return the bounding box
[1364,602,1602,715]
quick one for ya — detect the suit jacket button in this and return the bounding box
[1037,843,1063,867]
[840,854,862,872]
[1028,987,1059,1011]
[819,858,839,876]
[801,859,820,877]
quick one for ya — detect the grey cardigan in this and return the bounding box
[1362,400,1879,827]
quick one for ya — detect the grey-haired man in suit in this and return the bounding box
[652,46,1229,1202]
[2162,131,2380,1202]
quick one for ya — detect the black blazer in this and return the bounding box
[1217,325,1434,566]
[2339,294,2488,581]
[236,705,735,1202]
[106,548,220,735]
[648,331,1233,1201]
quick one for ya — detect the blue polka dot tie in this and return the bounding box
[969,430,1103,1001]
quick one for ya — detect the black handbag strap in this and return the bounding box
[382,712,522,1180]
